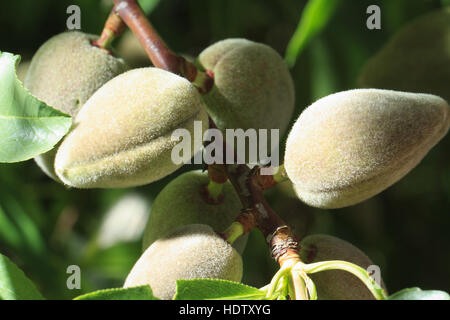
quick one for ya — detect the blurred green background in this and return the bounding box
[0,0,449,299]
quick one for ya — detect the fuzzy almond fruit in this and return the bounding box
[54,67,209,188]
[198,39,295,147]
[284,89,450,209]
[124,224,243,300]
[25,31,128,181]
[142,170,247,254]
[300,234,387,300]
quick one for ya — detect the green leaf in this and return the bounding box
[0,51,72,163]
[285,0,341,68]
[74,285,159,300]
[174,279,266,300]
[388,287,450,300]
[0,252,44,300]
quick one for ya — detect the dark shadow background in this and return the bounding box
[0,0,448,299]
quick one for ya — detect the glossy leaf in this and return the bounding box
[0,252,44,300]
[388,287,450,300]
[0,52,72,163]
[74,285,159,300]
[174,279,266,300]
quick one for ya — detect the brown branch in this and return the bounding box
[225,164,280,235]
[225,162,300,265]
[254,169,278,190]
[234,209,257,235]
[206,114,300,265]
[113,0,213,93]
[208,163,228,184]
[102,1,299,266]
[92,10,127,52]
[113,0,182,72]
[205,116,300,264]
